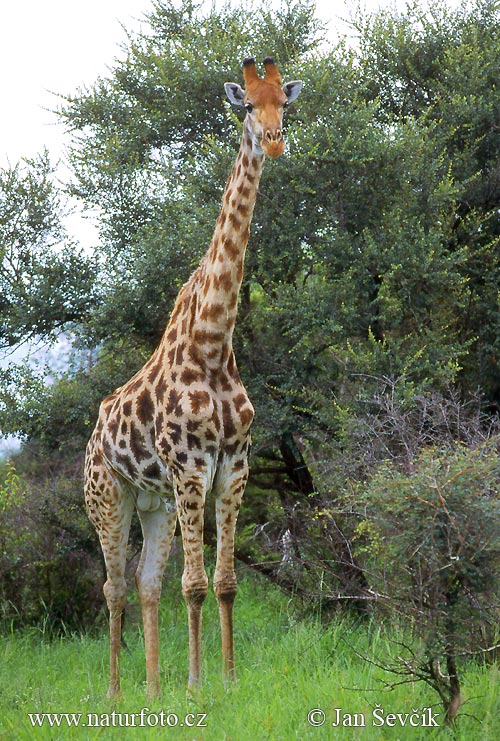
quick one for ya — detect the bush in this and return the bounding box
[0,455,104,634]
[356,440,500,722]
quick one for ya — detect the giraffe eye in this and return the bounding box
[244,102,254,113]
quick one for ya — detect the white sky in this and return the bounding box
[1,0,145,166]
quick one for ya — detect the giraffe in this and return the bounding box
[84,57,302,698]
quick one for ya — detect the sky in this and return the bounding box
[1,0,146,166]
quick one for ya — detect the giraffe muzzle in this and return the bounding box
[262,129,285,158]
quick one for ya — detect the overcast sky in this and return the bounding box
[1,0,145,166]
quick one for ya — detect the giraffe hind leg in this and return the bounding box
[173,471,209,688]
[85,467,134,699]
[135,498,177,698]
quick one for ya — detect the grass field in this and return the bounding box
[1,571,498,740]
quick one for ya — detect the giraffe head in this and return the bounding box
[225,57,302,158]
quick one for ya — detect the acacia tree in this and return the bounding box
[0,152,95,350]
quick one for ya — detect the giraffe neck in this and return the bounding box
[191,120,265,369]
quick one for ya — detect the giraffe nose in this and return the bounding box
[265,129,283,143]
[262,129,285,158]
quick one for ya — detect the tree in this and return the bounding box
[353,0,500,398]
[0,152,96,349]
[358,441,500,724]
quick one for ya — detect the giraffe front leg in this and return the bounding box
[213,456,249,682]
[174,471,209,688]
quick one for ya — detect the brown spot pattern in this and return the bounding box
[166,388,183,416]
[194,329,225,345]
[188,390,211,414]
[229,213,242,231]
[200,302,225,321]
[180,368,202,385]
[129,422,151,462]
[213,271,233,292]
[221,400,236,438]
[222,236,239,261]
[167,421,182,445]
[155,376,168,404]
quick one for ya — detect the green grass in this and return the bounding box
[1,572,498,740]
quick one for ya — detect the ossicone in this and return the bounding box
[263,56,282,85]
[242,57,260,86]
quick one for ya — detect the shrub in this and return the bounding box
[0,455,104,634]
[357,441,500,722]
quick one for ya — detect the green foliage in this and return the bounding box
[352,0,500,396]
[0,338,152,452]
[360,442,500,625]
[353,441,500,721]
[0,459,24,513]
[57,0,320,348]
[0,152,96,349]
[0,457,102,634]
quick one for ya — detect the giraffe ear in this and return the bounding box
[224,83,246,107]
[283,80,303,105]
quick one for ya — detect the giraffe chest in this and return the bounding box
[155,382,255,465]
[98,376,254,492]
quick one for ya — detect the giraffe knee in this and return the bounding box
[214,571,238,601]
[135,572,162,607]
[182,573,209,607]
